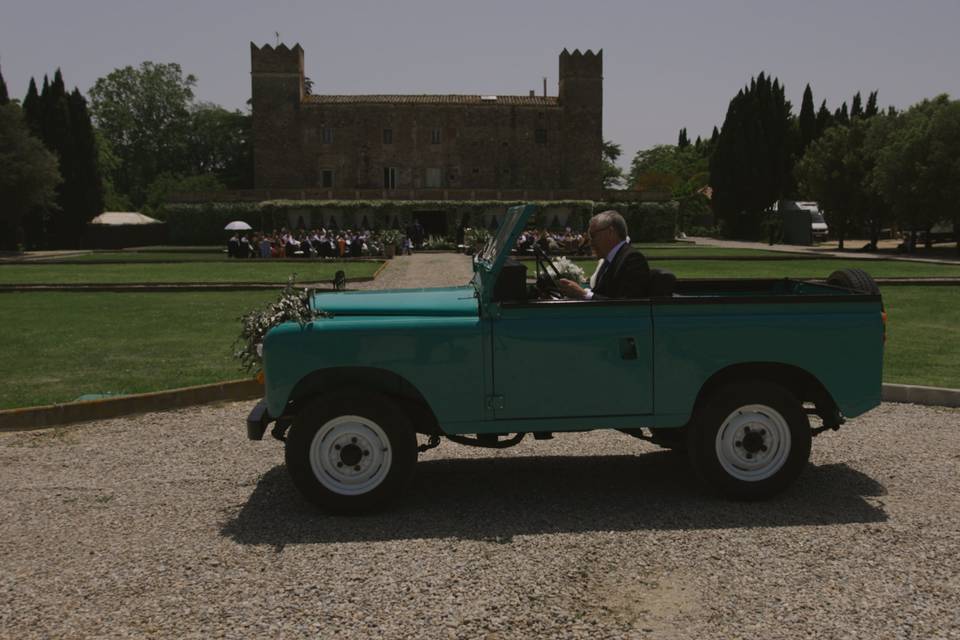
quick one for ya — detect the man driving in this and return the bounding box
[557,210,651,299]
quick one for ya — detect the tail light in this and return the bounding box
[881,310,887,344]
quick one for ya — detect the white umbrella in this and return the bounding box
[224,220,252,231]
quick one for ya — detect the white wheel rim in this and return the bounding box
[309,415,392,496]
[715,404,791,482]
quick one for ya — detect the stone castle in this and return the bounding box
[250,44,603,199]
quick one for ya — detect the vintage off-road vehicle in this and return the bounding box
[247,205,885,513]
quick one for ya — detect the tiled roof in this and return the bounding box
[304,94,559,106]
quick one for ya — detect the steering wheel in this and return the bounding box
[532,245,564,299]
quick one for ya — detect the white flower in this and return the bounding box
[551,256,586,283]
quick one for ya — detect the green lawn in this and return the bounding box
[0,261,383,284]
[574,258,960,279]
[0,285,955,410]
[882,286,960,389]
[0,291,278,409]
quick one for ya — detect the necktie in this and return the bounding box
[594,259,610,290]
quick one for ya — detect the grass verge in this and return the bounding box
[575,258,960,279]
[0,261,383,285]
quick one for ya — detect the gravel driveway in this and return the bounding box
[2,255,958,639]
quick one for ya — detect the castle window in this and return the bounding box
[383,128,393,144]
[322,127,334,144]
[425,168,442,188]
[431,129,441,144]
[383,167,397,189]
[535,129,547,144]
[320,170,334,188]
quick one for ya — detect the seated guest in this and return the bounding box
[238,234,251,259]
[285,235,300,257]
[259,235,272,259]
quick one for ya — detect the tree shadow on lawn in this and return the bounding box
[222,452,887,547]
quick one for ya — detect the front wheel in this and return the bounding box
[285,390,417,513]
[688,381,811,499]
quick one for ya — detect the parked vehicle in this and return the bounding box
[247,204,885,513]
[771,200,829,245]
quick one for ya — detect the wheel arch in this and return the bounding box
[286,366,442,436]
[692,362,839,424]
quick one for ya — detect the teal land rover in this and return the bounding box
[247,205,885,513]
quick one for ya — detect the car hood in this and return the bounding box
[310,285,479,317]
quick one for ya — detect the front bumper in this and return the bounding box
[246,400,273,440]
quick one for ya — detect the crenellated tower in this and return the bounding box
[250,43,305,188]
[559,49,603,196]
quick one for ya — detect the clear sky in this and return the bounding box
[2,0,959,168]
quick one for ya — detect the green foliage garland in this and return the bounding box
[234,277,331,374]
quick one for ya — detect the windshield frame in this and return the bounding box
[471,204,536,303]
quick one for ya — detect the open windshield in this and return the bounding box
[471,204,536,301]
[476,206,529,266]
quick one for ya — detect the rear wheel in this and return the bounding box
[285,390,417,513]
[688,381,811,499]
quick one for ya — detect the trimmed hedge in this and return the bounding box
[160,200,677,245]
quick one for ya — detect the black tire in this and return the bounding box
[827,268,880,295]
[687,381,811,500]
[285,390,417,514]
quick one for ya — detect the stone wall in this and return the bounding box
[250,44,603,199]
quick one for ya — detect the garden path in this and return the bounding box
[352,251,474,291]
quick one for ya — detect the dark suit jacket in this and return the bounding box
[593,244,651,299]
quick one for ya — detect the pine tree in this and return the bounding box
[851,92,863,119]
[0,65,9,105]
[678,128,690,148]
[798,84,816,153]
[864,91,879,118]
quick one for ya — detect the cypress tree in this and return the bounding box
[67,88,104,224]
[709,72,795,238]
[834,102,849,125]
[798,84,816,153]
[851,92,863,119]
[864,91,879,118]
[0,65,9,105]
[678,128,690,148]
[22,78,42,136]
[42,70,78,246]
[816,99,832,136]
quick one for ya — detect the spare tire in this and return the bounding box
[826,268,880,295]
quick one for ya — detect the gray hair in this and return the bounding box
[591,210,628,240]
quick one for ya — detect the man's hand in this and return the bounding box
[557,278,587,299]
